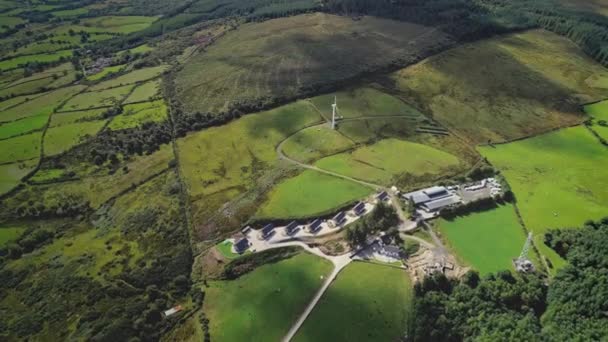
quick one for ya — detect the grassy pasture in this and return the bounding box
[0,50,73,71]
[0,115,47,139]
[336,117,420,144]
[479,126,608,271]
[44,120,107,156]
[0,67,75,97]
[215,240,243,260]
[50,108,106,127]
[0,85,85,122]
[5,41,75,58]
[0,226,24,247]
[204,252,332,342]
[176,13,450,114]
[119,44,155,56]
[0,131,41,163]
[310,87,424,119]
[9,144,174,210]
[51,7,88,18]
[124,78,161,103]
[89,65,168,91]
[0,93,44,112]
[86,64,126,81]
[255,170,372,219]
[178,100,322,199]
[314,138,463,186]
[584,100,608,121]
[437,204,527,275]
[281,124,355,162]
[0,16,23,28]
[108,100,167,130]
[0,159,37,195]
[61,84,134,111]
[294,262,412,342]
[80,16,158,34]
[390,30,608,144]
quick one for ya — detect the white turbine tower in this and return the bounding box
[331,95,338,130]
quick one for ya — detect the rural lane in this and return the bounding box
[253,240,352,342]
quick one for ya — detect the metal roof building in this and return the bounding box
[332,211,346,226]
[309,219,322,233]
[233,237,250,254]
[285,221,299,235]
[353,202,366,215]
[260,223,275,239]
[421,194,461,212]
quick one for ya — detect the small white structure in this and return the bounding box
[163,305,183,318]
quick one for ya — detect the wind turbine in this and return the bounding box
[331,96,338,130]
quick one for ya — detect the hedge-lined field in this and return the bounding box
[204,252,332,342]
[295,262,412,342]
[479,126,608,271]
[437,204,528,275]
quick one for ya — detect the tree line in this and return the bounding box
[408,217,608,341]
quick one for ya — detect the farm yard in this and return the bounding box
[436,204,528,275]
[204,251,332,342]
[294,262,412,342]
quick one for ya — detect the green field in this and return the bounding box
[204,252,332,342]
[0,159,37,195]
[281,125,355,162]
[61,85,134,111]
[0,65,76,97]
[0,226,24,247]
[86,64,126,81]
[124,78,161,103]
[0,94,44,112]
[437,204,527,275]
[50,109,106,127]
[391,30,608,144]
[80,16,158,34]
[584,100,608,121]
[215,241,242,259]
[90,65,168,91]
[0,85,85,122]
[256,170,372,219]
[178,100,321,198]
[44,120,107,156]
[310,87,424,119]
[0,115,47,139]
[0,131,41,163]
[480,126,608,270]
[0,50,73,71]
[295,262,412,342]
[108,100,167,130]
[315,138,464,186]
[176,13,450,114]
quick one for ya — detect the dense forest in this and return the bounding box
[409,218,608,341]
